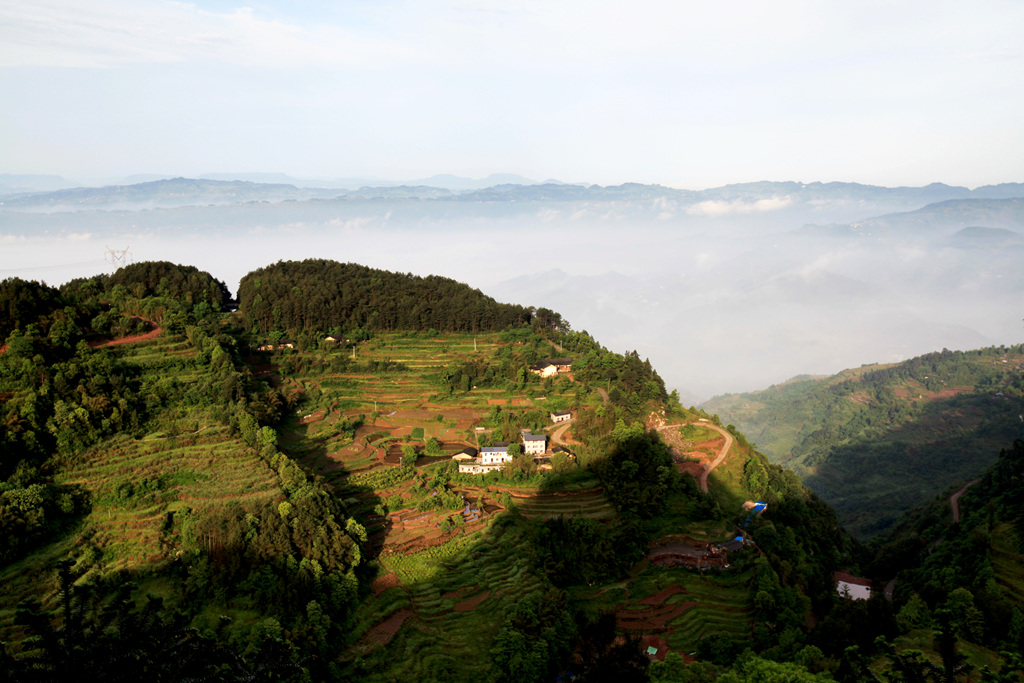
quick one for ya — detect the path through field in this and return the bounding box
[656,422,734,493]
[950,479,979,523]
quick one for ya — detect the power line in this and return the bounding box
[0,259,108,272]
[0,259,108,274]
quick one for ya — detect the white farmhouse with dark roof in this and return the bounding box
[530,358,573,378]
[457,443,512,474]
[522,432,547,455]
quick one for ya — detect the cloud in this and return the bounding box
[0,1,423,68]
[686,196,794,217]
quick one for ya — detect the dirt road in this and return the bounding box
[950,480,979,523]
[656,421,734,493]
[550,419,574,446]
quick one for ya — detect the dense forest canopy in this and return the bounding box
[103,261,231,308]
[237,259,534,335]
[0,278,66,339]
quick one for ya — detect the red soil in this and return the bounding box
[371,572,400,595]
[453,590,491,612]
[617,601,697,631]
[640,585,687,605]
[642,634,670,662]
[676,462,705,480]
[88,325,163,348]
[298,408,327,424]
[360,609,415,648]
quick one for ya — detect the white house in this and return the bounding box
[458,444,512,474]
[522,432,546,455]
[530,358,573,378]
[550,411,572,423]
[481,444,512,465]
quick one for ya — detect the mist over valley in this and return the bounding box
[3,178,1021,401]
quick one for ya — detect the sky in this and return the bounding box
[2,0,1022,188]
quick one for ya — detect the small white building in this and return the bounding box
[522,432,547,455]
[834,571,872,600]
[530,358,573,377]
[458,444,512,474]
[550,411,572,423]
[481,444,512,465]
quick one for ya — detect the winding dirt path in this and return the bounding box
[595,387,610,404]
[950,479,979,523]
[656,422,734,493]
[550,419,574,446]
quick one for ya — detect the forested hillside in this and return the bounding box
[2,261,1022,682]
[704,347,1024,536]
[237,259,536,336]
[862,439,1024,678]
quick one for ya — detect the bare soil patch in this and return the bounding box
[371,572,401,595]
[642,634,670,662]
[453,590,491,612]
[640,585,687,606]
[677,462,705,480]
[88,324,163,348]
[617,601,697,631]
[359,609,414,649]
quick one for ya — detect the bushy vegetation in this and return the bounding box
[3,262,1022,682]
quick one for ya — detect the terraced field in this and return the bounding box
[990,523,1024,610]
[574,564,753,658]
[0,333,286,643]
[58,426,280,558]
[505,487,616,520]
[344,524,553,682]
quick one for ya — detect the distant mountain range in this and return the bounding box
[2,175,1022,213]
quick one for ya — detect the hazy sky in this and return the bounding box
[1,0,1022,187]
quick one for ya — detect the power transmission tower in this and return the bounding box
[104,246,132,271]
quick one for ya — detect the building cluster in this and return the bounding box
[455,411,574,475]
[454,429,547,474]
